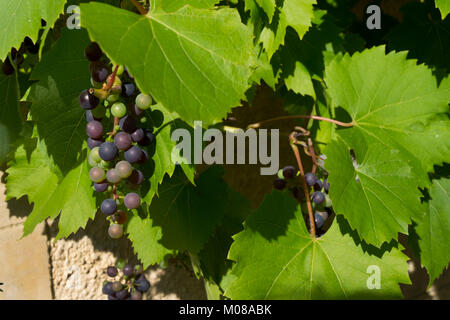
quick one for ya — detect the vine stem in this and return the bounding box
[308,138,317,174]
[104,65,120,91]
[130,0,148,15]
[289,132,316,238]
[108,117,120,138]
[248,115,354,129]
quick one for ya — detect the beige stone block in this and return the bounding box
[0,223,52,300]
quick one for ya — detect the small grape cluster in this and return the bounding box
[80,42,155,239]
[102,264,150,300]
[274,166,332,233]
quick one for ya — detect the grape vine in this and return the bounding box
[0,0,449,301]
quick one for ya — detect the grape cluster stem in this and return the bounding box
[130,0,148,15]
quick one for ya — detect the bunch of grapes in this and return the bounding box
[102,264,150,300]
[80,42,155,239]
[274,166,332,234]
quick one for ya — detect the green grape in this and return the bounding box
[114,64,124,76]
[107,94,120,103]
[140,116,147,124]
[111,102,127,118]
[90,147,102,163]
[88,153,98,167]
[135,93,152,110]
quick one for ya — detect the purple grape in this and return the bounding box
[132,103,144,118]
[106,169,121,184]
[282,166,297,179]
[129,170,144,185]
[124,193,141,209]
[273,178,286,190]
[312,191,325,204]
[131,128,144,142]
[107,266,118,277]
[116,289,129,300]
[130,290,142,300]
[101,199,117,215]
[112,281,123,292]
[119,115,137,133]
[86,120,103,139]
[87,138,103,149]
[123,265,133,277]
[137,149,148,164]
[84,42,102,61]
[305,173,317,187]
[90,61,109,83]
[114,132,132,151]
[121,83,136,97]
[324,179,330,194]
[124,146,143,164]
[314,179,323,191]
[135,276,150,293]
[139,131,154,146]
[94,182,108,193]
[99,142,118,161]
[79,89,99,110]
[314,212,326,228]
[85,110,95,122]
[102,282,114,295]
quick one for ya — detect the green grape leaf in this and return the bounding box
[0,0,66,60]
[385,3,450,73]
[226,191,410,299]
[153,0,220,12]
[255,0,276,22]
[149,166,228,253]
[28,29,91,174]
[416,178,450,284]
[284,61,315,99]
[259,0,316,59]
[0,73,21,162]
[126,214,173,268]
[142,104,195,204]
[81,2,255,126]
[436,0,450,18]
[325,46,450,178]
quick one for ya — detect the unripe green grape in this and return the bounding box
[98,159,110,169]
[88,153,98,167]
[135,93,152,110]
[89,167,105,183]
[140,116,147,124]
[111,102,127,118]
[107,94,120,103]
[90,147,101,163]
[108,223,124,239]
[116,160,133,178]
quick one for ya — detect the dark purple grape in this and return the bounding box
[90,61,109,83]
[312,191,325,204]
[107,266,118,277]
[323,179,330,194]
[102,282,114,295]
[135,276,150,293]
[139,131,154,146]
[123,265,134,277]
[282,166,297,179]
[87,137,103,150]
[85,111,95,122]
[79,89,100,110]
[314,212,325,228]
[116,289,129,300]
[1,59,14,75]
[305,173,317,187]
[86,120,103,139]
[119,115,137,133]
[84,42,102,62]
[129,170,144,185]
[108,293,118,300]
[273,178,286,190]
[101,199,117,215]
[99,142,118,161]
[124,193,141,209]
[124,146,143,164]
[121,82,136,97]
[114,132,132,151]
[94,182,108,193]
[314,179,323,191]
[131,128,144,142]
[130,290,142,300]
[137,149,148,164]
[132,103,144,118]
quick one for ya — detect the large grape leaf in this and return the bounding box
[226,191,410,299]
[80,2,255,126]
[0,0,66,60]
[149,166,228,253]
[323,47,450,246]
[153,0,220,12]
[0,72,21,162]
[416,178,450,284]
[28,29,90,173]
[141,104,195,205]
[126,214,173,269]
[436,0,450,18]
[325,46,450,177]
